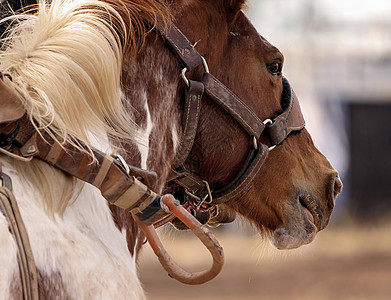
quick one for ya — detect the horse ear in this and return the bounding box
[226,0,247,22]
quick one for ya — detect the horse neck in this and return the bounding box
[109,34,183,255]
[121,35,183,192]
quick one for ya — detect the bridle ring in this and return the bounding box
[181,68,189,87]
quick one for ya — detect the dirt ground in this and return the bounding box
[138,221,391,300]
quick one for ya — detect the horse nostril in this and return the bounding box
[333,175,343,200]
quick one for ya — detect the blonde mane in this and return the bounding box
[1,0,134,147]
[0,0,169,213]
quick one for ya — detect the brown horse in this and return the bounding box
[0,0,342,298]
[115,0,342,249]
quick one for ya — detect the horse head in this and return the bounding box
[151,0,343,249]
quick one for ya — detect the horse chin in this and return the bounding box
[269,196,319,250]
[270,226,317,250]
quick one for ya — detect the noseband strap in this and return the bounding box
[267,78,305,145]
[160,21,305,207]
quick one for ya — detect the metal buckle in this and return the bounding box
[252,136,258,150]
[263,118,273,126]
[262,119,277,151]
[201,56,209,73]
[181,68,189,87]
[181,56,209,87]
[113,154,130,174]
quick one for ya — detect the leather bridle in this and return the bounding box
[160,19,305,212]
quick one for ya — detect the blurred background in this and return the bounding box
[140,0,391,299]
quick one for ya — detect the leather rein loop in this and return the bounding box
[134,194,224,285]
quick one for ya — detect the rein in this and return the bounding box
[160,19,305,215]
[0,164,39,300]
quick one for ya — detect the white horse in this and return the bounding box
[0,0,154,298]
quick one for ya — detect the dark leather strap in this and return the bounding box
[167,143,269,205]
[267,78,305,146]
[173,79,204,168]
[168,166,206,197]
[0,77,164,225]
[212,143,269,204]
[202,72,265,139]
[161,23,204,71]
[0,121,20,148]
[19,132,160,218]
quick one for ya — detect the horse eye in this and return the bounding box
[267,63,281,75]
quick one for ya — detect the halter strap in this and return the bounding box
[172,79,204,168]
[161,23,204,71]
[202,72,265,139]
[267,78,305,145]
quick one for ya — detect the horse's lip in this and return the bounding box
[299,195,319,230]
[302,206,314,224]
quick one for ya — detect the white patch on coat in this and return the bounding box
[171,124,180,155]
[0,138,145,299]
[136,90,154,169]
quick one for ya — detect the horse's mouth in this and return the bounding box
[270,194,320,250]
[299,194,320,230]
